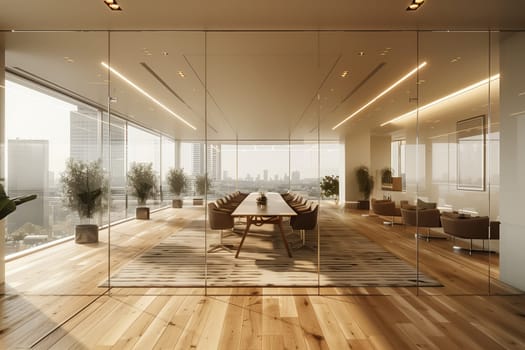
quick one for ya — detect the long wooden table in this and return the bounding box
[231,192,297,258]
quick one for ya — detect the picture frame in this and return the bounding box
[456,115,485,191]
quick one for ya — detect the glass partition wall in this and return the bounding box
[3,30,522,302]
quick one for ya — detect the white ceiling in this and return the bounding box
[2,1,522,141]
[1,0,525,31]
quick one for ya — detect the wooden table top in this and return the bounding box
[231,192,297,217]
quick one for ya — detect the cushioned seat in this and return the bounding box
[440,215,499,254]
[401,208,443,241]
[290,203,318,248]
[371,198,402,225]
[207,202,235,252]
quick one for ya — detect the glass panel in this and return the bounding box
[126,124,161,216]
[319,31,419,295]
[2,31,108,347]
[108,31,206,295]
[417,31,492,295]
[492,31,525,295]
[206,32,319,293]
[107,115,127,222]
[161,136,175,206]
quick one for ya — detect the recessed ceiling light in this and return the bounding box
[162,51,169,56]
[406,0,424,11]
[341,71,349,78]
[177,71,185,78]
[450,56,461,63]
[358,51,365,56]
[101,62,196,130]
[332,61,427,130]
[103,0,122,11]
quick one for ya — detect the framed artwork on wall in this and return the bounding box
[457,115,485,191]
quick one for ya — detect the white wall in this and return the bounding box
[499,32,525,291]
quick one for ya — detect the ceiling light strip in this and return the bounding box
[101,62,197,130]
[332,61,427,130]
[380,74,500,127]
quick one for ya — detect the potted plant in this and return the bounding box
[167,168,187,208]
[380,167,393,187]
[355,165,374,210]
[60,159,108,243]
[193,173,211,206]
[128,162,157,219]
[380,167,402,191]
[320,175,339,203]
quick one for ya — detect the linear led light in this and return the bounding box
[380,74,500,127]
[101,62,197,130]
[332,61,427,130]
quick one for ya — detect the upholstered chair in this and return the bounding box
[401,208,443,241]
[371,198,402,225]
[207,202,235,252]
[440,215,500,255]
[290,203,319,248]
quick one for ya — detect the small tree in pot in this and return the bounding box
[320,175,339,203]
[128,162,157,219]
[355,165,374,210]
[193,173,211,206]
[167,168,187,208]
[60,159,108,243]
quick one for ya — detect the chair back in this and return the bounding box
[290,203,319,230]
[208,202,234,230]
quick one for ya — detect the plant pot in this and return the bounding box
[357,200,370,210]
[136,207,150,220]
[193,198,203,206]
[172,199,183,208]
[75,224,99,244]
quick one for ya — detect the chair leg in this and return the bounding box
[208,230,235,253]
[415,227,447,241]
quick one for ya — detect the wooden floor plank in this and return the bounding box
[1,206,525,349]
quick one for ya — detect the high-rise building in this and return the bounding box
[191,142,221,180]
[70,106,101,162]
[7,139,49,233]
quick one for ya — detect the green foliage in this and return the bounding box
[167,168,188,197]
[60,159,108,219]
[320,175,339,200]
[128,162,157,205]
[355,166,374,200]
[381,167,393,184]
[195,173,212,196]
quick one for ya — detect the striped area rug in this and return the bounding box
[105,211,441,288]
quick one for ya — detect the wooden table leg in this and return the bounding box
[235,216,252,258]
[277,216,293,258]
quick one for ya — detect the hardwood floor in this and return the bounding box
[1,204,524,349]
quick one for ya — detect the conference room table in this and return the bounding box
[231,192,297,258]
